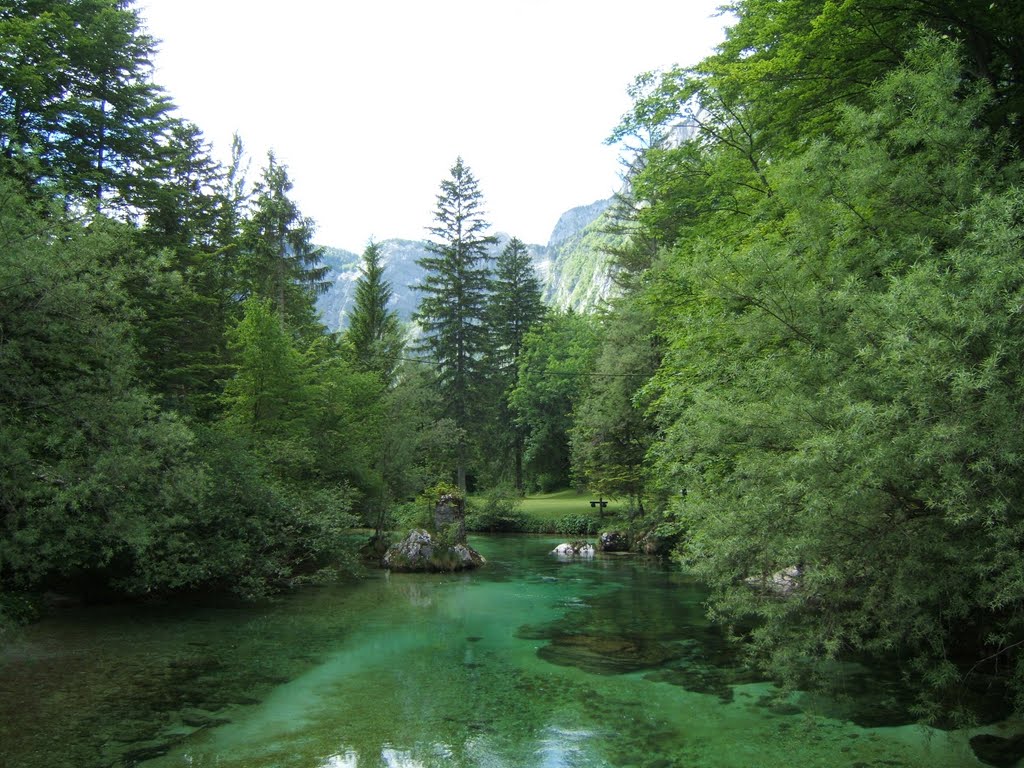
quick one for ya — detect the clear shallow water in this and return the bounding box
[0,535,991,767]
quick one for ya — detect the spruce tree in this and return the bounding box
[345,241,404,384]
[414,157,497,491]
[0,0,174,207]
[487,236,546,490]
[489,237,546,373]
[238,151,329,337]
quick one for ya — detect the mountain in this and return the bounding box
[315,198,621,332]
[534,198,618,311]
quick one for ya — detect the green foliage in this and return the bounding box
[641,36,1024,719]
[344,240,404,384]
[0,590,40,633]
[488,237,546,372]
[570,297,659,512]
[465,486,526,532]
[0,181,205,592]
[376,363,459,503]
[552,513,601,537]
[388,501,430,532]
[238,151,329,338]
[0,0,175,206]
[222,297,309,435]
[0,5,415,604]
[414,157,497,490]
[421,481,463,506]
[484,236,547,489]
[184,427,360,598]
[509,311,600,490]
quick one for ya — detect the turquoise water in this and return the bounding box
[0,535,994,767]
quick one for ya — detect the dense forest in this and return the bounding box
[3,0,1024,727]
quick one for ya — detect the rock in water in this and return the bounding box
[382,529,485,572]
[551,541,596,558]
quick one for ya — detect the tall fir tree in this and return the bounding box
[345,241,404,384]
[239,151,329,337]
[488,237,546,374]
[414,157,497,491]
[487,236,546,490]
[0,0,175,207]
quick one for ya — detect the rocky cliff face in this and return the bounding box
[534,198,619,311]
[315,198,621,332]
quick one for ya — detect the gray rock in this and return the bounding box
[382,529,484,572]
[551,541,596,558]
[433,494,465,542]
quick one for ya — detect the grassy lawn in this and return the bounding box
[519,488,627,523]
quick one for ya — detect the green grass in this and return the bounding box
[519,488,626,521]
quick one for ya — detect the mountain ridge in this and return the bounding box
[315,197,620,332]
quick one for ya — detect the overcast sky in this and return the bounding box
[137,1,730,252]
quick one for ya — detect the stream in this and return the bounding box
[0,535,994,767]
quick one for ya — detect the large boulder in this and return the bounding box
[598,530,630,552]
[382,529,484,572]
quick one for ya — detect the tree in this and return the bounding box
[488,237,546,373]
[509,311,600,492]
[646,38,1024,720]
[414,156,497,491]
[344,241,404,384]
[0,0,175,207]
[570,298,659,514]
[130,120,233,415]
[0,177,205,594]
[485,236,546,490]
[221,297,309,438]
[239,151,329,337]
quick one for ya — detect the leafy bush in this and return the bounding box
[465,485,527,532]
[553,513,601,536]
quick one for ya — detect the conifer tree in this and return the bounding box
[0,0,174,207]
[345,241,404,384]
[414,157,497,491]
[487,236,546,490]
[239,151,329,337]
[488,237,546,374]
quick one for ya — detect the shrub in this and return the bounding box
[554,513,601,536]
[465,485,526,532]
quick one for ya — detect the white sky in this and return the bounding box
[137,1,729,252]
